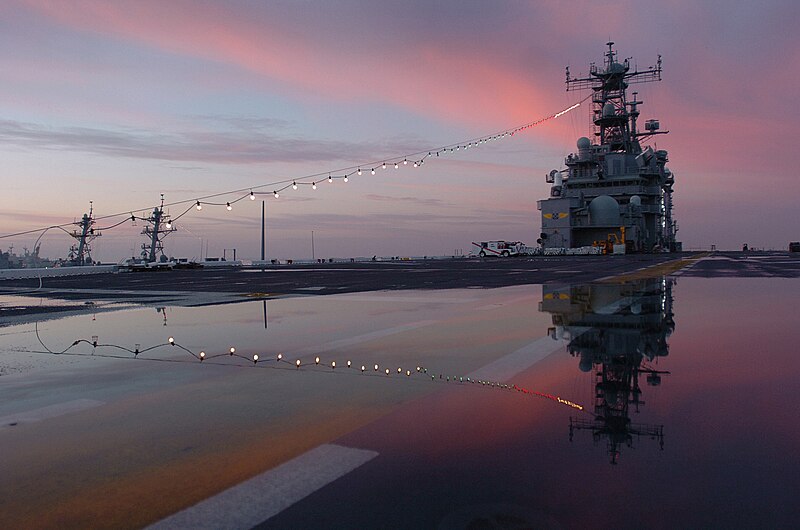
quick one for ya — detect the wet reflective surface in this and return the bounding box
[1,277,799,528]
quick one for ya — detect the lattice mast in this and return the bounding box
[141,194,176,262]
[565,41,665,152]
[68,201,100,265]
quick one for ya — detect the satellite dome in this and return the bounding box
[630,195,642,206]
[577,137,591,149]
[609,62,626,74]
[589,195,620,226]
[579,356,593,373]
[603,103,616,117]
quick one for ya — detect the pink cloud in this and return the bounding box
[21,1,567,128]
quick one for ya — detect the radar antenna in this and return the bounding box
[68,201,100,266]
[140,194,177,263]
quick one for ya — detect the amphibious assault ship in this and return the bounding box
[538,42,679,253]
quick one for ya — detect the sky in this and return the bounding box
[0,0,797,261]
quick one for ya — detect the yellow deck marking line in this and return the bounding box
[599,253,709,283]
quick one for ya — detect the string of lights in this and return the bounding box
[29,328,587,413]
[0,96,589,243]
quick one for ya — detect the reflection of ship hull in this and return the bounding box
[541,278,674,463]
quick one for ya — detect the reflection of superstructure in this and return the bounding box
[540,278,674,464]
[538,42,680,252]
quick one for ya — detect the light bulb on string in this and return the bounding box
[199,351,205,361]
[312,182,317,190]
[17,101,584,251]
[343,175,348,183]
[292,181,297,190]
[273,191,279,198]
[328,175,332,183]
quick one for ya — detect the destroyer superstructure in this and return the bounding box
[539,42,679,252]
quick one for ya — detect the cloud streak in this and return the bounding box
[0,118,429,164]
[364,194,450,207]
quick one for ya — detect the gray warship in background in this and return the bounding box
[539,42,680,253]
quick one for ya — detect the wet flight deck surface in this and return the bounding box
[1,252,799,529]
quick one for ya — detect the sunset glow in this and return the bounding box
[1,1,796,260]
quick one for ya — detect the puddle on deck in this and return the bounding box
[1,278,799,529]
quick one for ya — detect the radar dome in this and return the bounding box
[630,195,642,207]
[609,62,626,74]
[603,103,616,117]
[579,356,593,373]
[589,195,620,226]
[577,137,591,149]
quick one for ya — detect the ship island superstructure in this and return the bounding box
[538,42,679,253]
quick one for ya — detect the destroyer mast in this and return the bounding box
[68,201,100,265]
[140,194,176,263]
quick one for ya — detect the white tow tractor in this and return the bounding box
[471,241,531,257]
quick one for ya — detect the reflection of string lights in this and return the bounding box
[1,97,589,242]
[30,327,586,413]
[512,384,584,411]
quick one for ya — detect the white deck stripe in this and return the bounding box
[293,320,435,356]
[672,256,708,276]
[148,444,378,530]
[333,294,478,304]
[0,399,104,429]
[468,336,564,382]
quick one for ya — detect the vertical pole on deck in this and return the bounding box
[261,200,266,262]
